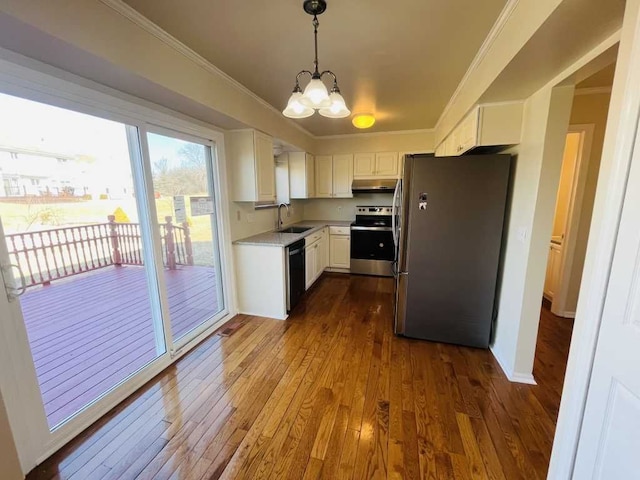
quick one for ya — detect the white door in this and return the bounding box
[254,132,276,203]
[314,155,333,198]
[353,153,375,177]
[375,152,399,177]
[330,235,350,269]
[332,154,354,198]
[571,105,640,478]
[305,243,316,290]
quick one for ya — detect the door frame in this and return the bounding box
[549,0,640,476]
[550,124,594,317]
[141,123,232,353]
[0,53,236,473]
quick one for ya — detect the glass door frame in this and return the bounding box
[140,124,231,353]
[0,57,235,474]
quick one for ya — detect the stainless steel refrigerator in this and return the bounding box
[392,154,511,348]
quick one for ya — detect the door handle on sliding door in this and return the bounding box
[1,263,27,301]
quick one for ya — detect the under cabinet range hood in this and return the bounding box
[351,179,397,194]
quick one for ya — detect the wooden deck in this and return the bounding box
[21,264,219,428]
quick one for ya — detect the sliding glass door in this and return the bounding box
[145,130,225,344]
[0,93,167,429]
[0,86,229,469]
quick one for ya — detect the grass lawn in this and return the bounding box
[0,196,214,242]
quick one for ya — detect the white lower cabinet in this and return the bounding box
[305,230,327,290]
[329,235,350,269]
[305,244,317,290]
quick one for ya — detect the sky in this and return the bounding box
[0,92,211,172]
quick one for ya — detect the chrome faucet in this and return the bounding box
[277,203,290,229]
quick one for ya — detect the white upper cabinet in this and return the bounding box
[354,153,376,177]
[228,129,276,202]
[315,154,353,198]
[435,102,524,157]
[375,152,399,177]
[289,152,315,199]
[353,152,399,178]
[314,155,333,198]
[332,154,353,198]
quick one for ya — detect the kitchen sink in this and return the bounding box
[278,226,312,234]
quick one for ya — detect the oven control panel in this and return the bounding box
[356,206,392,216]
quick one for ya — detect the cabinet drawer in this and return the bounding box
[305,232,322,245]
[329,226,350,236]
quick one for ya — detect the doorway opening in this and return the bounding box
[533,61,615,404]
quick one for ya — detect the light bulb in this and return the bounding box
[300,78,331,108]
[352,114,376,129]
[319,91,350,118]
[283,92,314,118]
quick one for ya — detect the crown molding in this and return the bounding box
[316,128,434,140]
[574,86,613,96]
[434,0,521,133]
[97,0,315,139]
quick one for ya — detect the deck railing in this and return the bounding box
[6,216,193,288]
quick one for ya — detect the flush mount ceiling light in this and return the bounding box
[282,0,350,120]
[352,114,376,129]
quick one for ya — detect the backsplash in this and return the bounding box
[229,200,304,241]
[302,194,393,221]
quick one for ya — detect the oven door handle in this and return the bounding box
[350,226,393,232]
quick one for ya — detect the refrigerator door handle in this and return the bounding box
[392,179,400,250]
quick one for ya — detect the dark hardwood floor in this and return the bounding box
[27,274,573,480]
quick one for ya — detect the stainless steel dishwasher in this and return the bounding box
[286,239,306,312]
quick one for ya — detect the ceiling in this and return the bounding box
[479,0,624,104]
[121,0,508,136]
[577,62,616,88]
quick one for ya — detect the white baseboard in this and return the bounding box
[490,346,538,385]
[509,372,538,385]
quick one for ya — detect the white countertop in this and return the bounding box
[233,220,352,247]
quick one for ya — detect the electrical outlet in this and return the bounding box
[337,205,342,211]
[247,213,255,224]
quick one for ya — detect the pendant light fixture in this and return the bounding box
[283,0,350,119]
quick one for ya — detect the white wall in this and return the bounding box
[302,194,393,221]
[229,200,304,241]
[491,84,575,382]
[313,130,434,155]
[564,92,612,312]
[0,391,22,480]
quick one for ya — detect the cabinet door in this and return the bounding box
[353,153,375,177]
[544,243,562,299]
[305,244,316,290]
[458,108,479,154]
[314,241,323,281]
[315,155,333,198]
[550,244,562,298]
[332,154,354,198]
[306,154,315,198]
[375,152,399,177]
[330,235,351,269]
[254,132,276,202]
[322,228,330,269]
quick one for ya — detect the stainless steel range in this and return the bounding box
[350,206,395,277]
